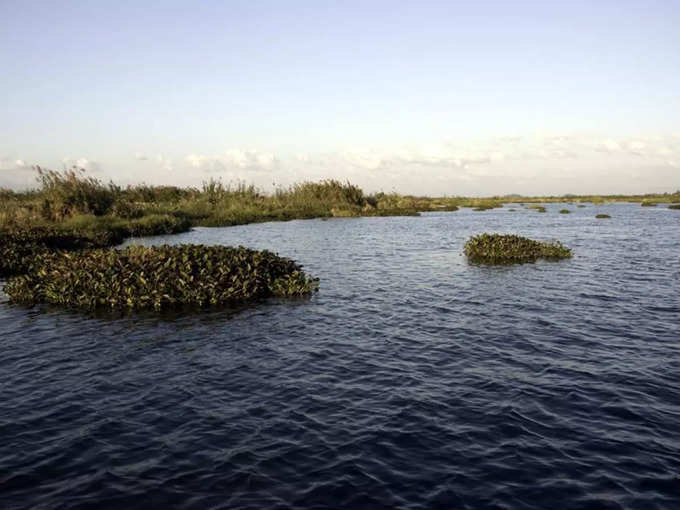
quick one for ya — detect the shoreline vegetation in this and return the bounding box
[0,167,678,309]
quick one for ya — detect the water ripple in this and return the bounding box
[1,203,680,509]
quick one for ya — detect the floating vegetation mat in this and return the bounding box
[559,209,571,214]
[0,227,122,277]
[669,204,680,210]
[4,244,318,311]
[596,214,611,219]
[527,205,547,213]
[464,233,572,265]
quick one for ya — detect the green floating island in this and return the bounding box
[669,204,680,210]
[464,233,572,265]
[595,214,611,219]
[527,205,547,213]
[559,209,571,214]
[4,244,318,311]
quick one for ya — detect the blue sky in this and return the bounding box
[1,0,678,194]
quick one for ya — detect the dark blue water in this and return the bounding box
[2,203,680,509]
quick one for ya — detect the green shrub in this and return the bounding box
[36,167,117,220]
[110,199,144,219]
[4,244,318,310]
[464,233,572,264]
[595,214,611,219]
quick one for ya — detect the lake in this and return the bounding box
[1,203,679,509]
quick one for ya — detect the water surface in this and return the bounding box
[2,203,680,509]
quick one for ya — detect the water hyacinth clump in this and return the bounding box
[464,233,572,265]
[0,227,123,277]
[527,205,547,213]
[4,244,318,311]
[596,214,611,219]
[559,209,571,214]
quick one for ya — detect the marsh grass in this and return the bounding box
[464,233,572,265]
[4,244,318,310]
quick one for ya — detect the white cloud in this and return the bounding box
[601,139,622,152]
[61,157,101,172]
[155,155,173,171]
[186,150,277,173]
[0,157,31,171]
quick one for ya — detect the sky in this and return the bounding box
[1,0,679,195]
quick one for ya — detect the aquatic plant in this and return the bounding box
[669,204,680,210]
[577,204,586,208]
[463,233,572,264]
[641,201,657,207]
[0,227,122,277]
[527,205,547,213]
[559,209,571,214]
[4,244,318,310]
[595,214,611,219]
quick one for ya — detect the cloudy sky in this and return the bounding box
[1,0,678,195]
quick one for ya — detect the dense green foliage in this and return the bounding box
[464,233,572,265]
[0,215,190,277]
[559,209,571,214]
[669,204,680,210]
[0,227,122,277]
[528,205,547,213]
[595,214,611,219]
[36,167,118,220]
[4,244,318,310]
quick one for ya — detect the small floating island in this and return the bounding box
[464,233,572,265]
[4,244,318,311]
